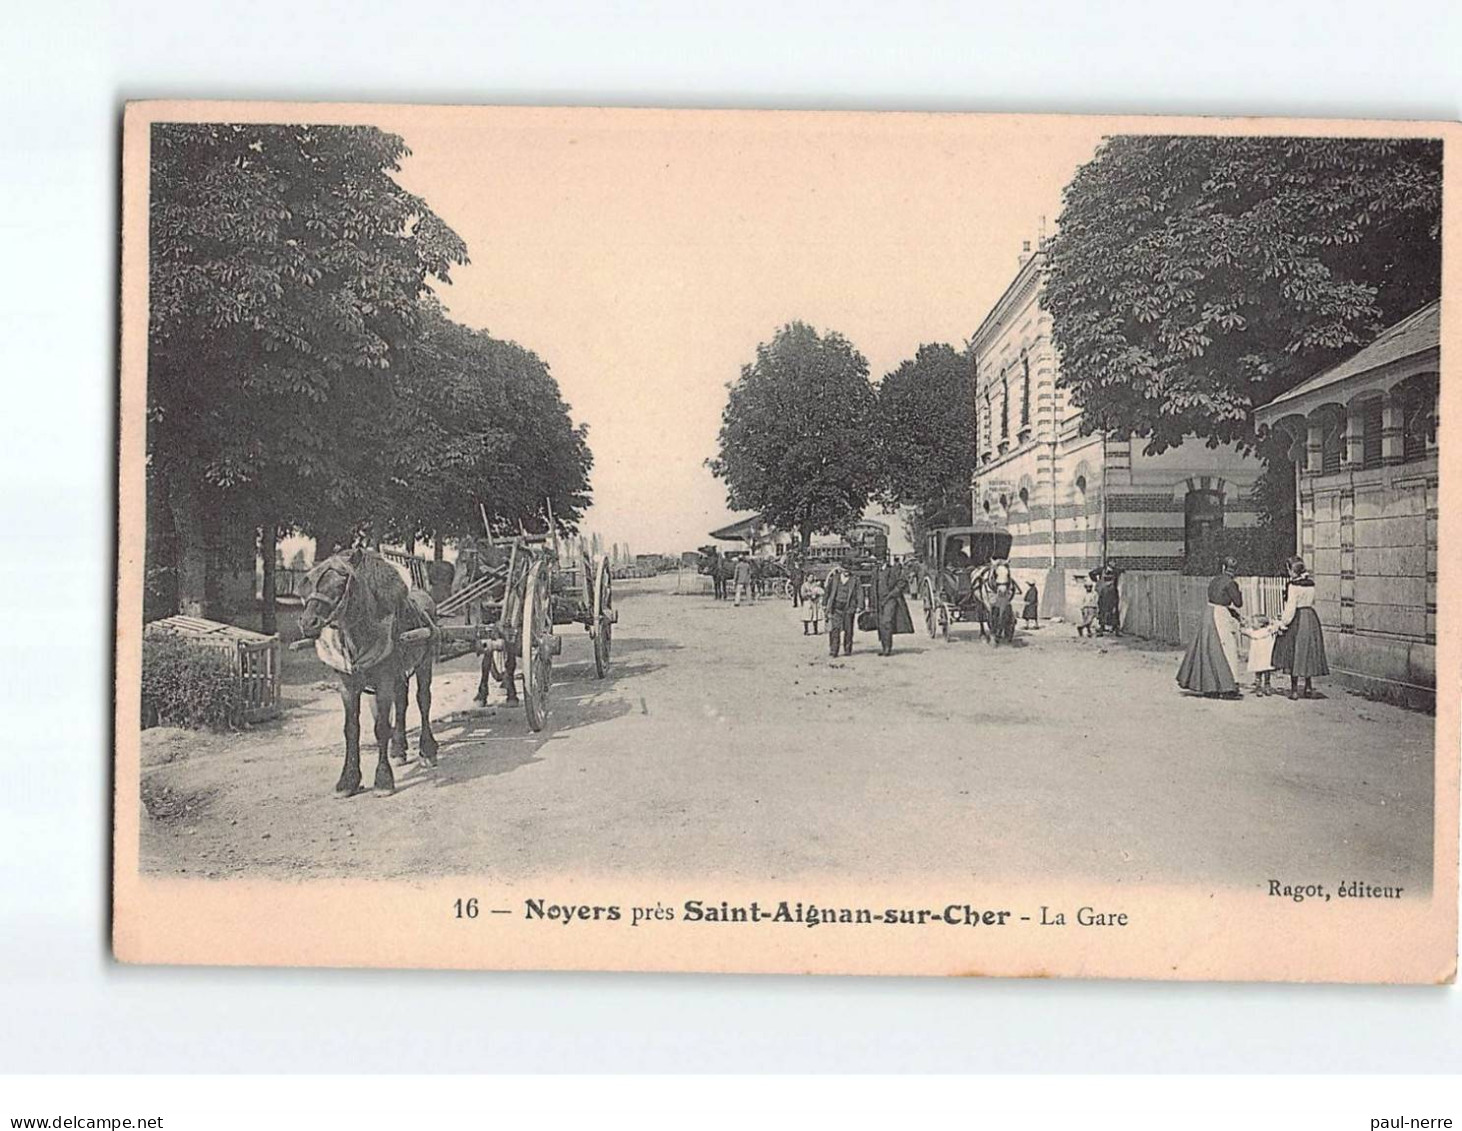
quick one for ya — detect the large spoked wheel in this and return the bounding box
[592,555,614,679]
[521,560,554,732]
[922,577,938,639]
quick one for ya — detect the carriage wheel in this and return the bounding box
[922,578,938,639]
[521,560,554,732]
[592,555,614,679]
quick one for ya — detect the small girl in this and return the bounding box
[1076,578,1098,638]
[800,577,823,636]
[1244,615,1280,696]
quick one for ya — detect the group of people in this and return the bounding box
[1176,555,1329,701]
[805,559,915,658]
[703,548,776,604]
[1076,565,1121,638]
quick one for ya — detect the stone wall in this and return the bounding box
[1300,458,1437,707]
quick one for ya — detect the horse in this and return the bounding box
[983,560,1019,645]
[962,564,992,640]
[298,549,440,797]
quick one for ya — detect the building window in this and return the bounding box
[1018,486,1029,508]
[1000,375,1009,441]
[1400,377,1438,463]
[1360,398,1384,469]
[1184,489,1224,559]
[1321,415,1343,475]
[1022,357,1032,426]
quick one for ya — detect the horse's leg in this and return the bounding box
[502,645,519,705]
[416,655,439,766]
[474,652,490,705]
[336,681,363,797]
[390,675,410,765]
[371,680,397,795]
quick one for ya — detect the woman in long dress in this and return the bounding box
[1273,556,1329,699]
[1176,556,1244,697]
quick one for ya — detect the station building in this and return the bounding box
[969,245,1263,617]
[1254,300,1440,707]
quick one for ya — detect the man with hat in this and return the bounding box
[870,555,914,656]
[822,560,863,658]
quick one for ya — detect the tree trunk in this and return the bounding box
[405,534,416,555]
[260,521,278,635]
[167,476,208,619]
[433,533,445,561]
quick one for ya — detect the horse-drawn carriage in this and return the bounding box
[913,522,1014,642]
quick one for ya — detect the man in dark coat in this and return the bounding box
[1092,564,1122,636]
[823,562,862,657]
[788,554,804,607]
[870,559,914,656]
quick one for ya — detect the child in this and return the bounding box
[1022,581,1040,629]
[1244,614,1280,696]
[1076,578,1098,638]
[800,577,823,636]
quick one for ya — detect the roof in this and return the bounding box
[708,514,765,542]
[1261,301,1440,415]
[144,615,274,644]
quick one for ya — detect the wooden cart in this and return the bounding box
[433,533,616,732]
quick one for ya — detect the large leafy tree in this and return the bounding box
[874,343,976,541]
[381,303,593,549]
[709,322,880,547]
[148,122,467,616]
[1042,135,1442,454]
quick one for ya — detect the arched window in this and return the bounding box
[1018,486,1029,508]
[1184,489,1224,558]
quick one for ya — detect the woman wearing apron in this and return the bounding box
[1273,556,1329,699]
[1176,555,1243,698]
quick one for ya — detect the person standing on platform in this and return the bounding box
[733,555,753,606]
[1273,556,1330,700]
[870,558,914,656]
[823,562,862,657]
[1176,555,1243,698]
[1022,581,1040,629]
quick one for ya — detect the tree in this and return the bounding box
[708,322,880,547]
[380,302,593,546]
[1042,136,1441,455]
[874,343,976,541]
[147,123,467,616]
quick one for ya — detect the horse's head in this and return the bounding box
[298,557,353,640]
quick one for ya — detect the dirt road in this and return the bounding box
[140,575,1434,890]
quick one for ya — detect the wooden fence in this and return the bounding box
[1118,572,1286,647]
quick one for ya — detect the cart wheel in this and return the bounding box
[593,555,614,679]
[922,578,938,639]
[521,560,553,732]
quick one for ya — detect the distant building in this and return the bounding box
[969,244,1262,616]
[1255,301,1439,707]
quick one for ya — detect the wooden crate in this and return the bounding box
[145,615,283,724]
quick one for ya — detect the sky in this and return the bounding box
[387,108,1107,555]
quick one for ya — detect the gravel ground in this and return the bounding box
[139,574,1434,891]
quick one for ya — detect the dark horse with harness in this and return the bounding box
[298,549,440,796]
